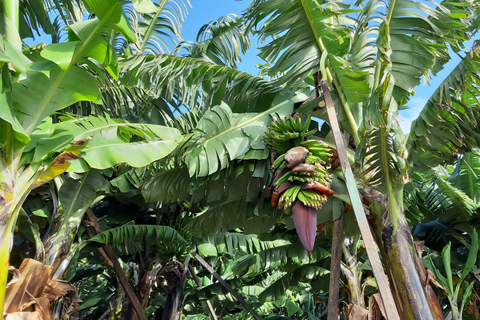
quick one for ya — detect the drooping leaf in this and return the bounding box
[25,115,182,169]
[132,0,190,54]
[232,241,329,277]
[194,232,289,257]
[180,14,250,69]
[409,44,480,170]
[83,0,136,42]
[246,0,356,92]
[120,54,280,114]
[184,100,293,177]
[87,224,188,257]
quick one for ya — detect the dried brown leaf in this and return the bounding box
[5,312,42,320]
[344,304,368,320]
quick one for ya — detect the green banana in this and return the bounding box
[289,186,302,206]
[287,116,297,131]
[275,162,288,176]
[306,154,327,164]
[307,148,333,161]
[272,153,286,170]
[301,129,317,138]
[273,132,300,140]
[277,118,292,132]
[290,175,309,183]
[275,171,292,186]
[302,115,311,131]
[296,190,310,207]
[278,186,295,209]
[300,140,327,149]
[280,185,302,209]
[296,115,303,132]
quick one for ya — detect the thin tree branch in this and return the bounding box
[84,222,114,269]
[188,264,218,320]
[190,250,263,320]
[85,208,148,320]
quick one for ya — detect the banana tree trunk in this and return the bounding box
[0,165,39,314]
[132,263,162,320]
[162,260,186,320]
[363,189,444,320]
[341,239,363,308]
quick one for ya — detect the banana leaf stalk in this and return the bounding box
[327,213,344,320]
[322,81,400,320]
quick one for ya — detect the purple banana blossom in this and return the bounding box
[292,200,317,254]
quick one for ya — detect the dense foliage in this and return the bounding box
[1,0,480,319]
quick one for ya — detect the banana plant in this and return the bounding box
[0,0,184,314]
[72,221,190,319]
[238,1,480,318]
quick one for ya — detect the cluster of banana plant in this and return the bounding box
[265,114,337,254]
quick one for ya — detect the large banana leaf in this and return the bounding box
[5,65,99,136]
[409,43,480,170]
[247,0,351,78]
[119,54,280,114]
[184,100,292,177]
[451,148,480,204]
[386,0,477,103]
[179,14,250,69]
[353,0,475,194]
[87,223,188,257]
[406,156,480,225]
[0,0,137,144]
[194,232,289,257]
[192,232,330,306]
[258,265,328,302]
[141,166,192,203]
[24,115,182,169]
[4,0,56,39]
[232,241,329,277]
[244,0,370,141]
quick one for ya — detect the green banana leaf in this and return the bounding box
[184,100,292,177]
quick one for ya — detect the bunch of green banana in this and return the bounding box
[270,146,334,212]
[264,114,316,154]
[264,114,338,254]
[299,140,337,166]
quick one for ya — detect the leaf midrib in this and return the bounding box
[82,139,175,152]
[27,5,118,136]
[139,0,168,52]
[201,101,289,146]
